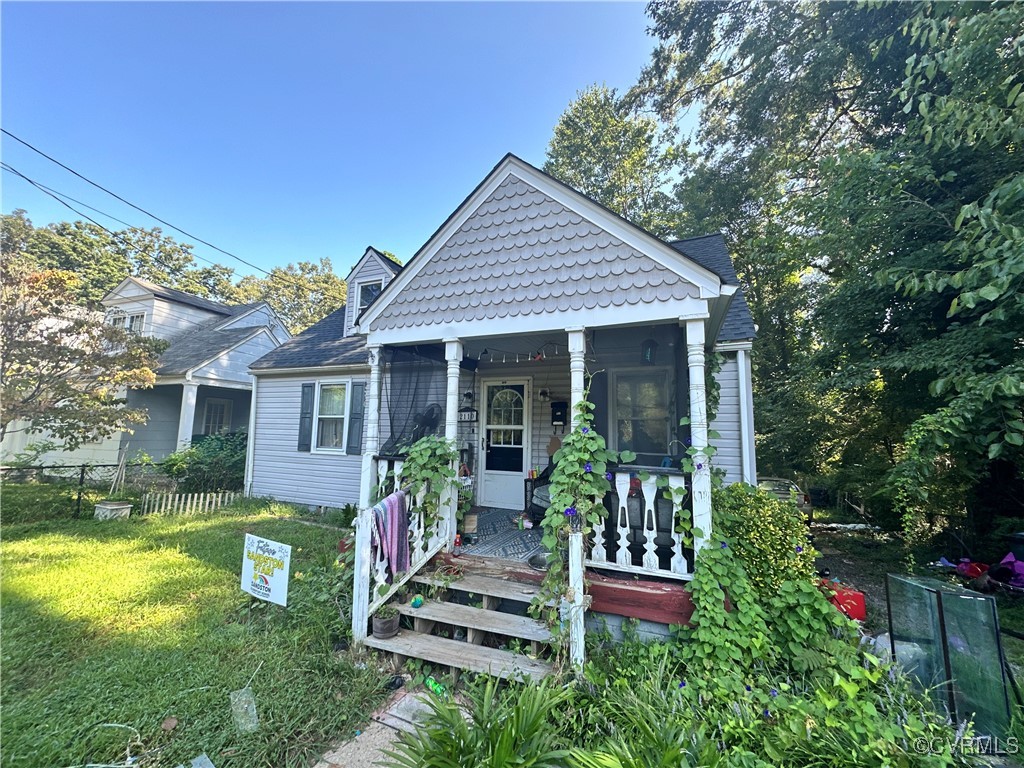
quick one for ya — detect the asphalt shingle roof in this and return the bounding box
[669,234,757,343]
[374,249,403,275]
[250,306,368,371]
[157,325,264,375]
[131,277,237,316]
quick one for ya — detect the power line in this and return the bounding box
[1,159,335,299]
[2,163,251,335]
[2,162,231,273]
[7,173,142,230]
[2,128,272,278]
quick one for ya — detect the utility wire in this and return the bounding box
[3,128,273,278]
[2,162,231,273]
[3,162,248,334]
[7,173,143,230]
[1,156,333,298]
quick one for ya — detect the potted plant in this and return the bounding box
[94,494,134,520]
[372,603,400,639]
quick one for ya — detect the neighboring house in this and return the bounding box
[1,277,290,465]
[245,247,400,506]
[245,153,758,674]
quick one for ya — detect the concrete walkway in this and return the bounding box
[314,689,434,768]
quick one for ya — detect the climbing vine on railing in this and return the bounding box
[400,435,459,529]
[529,396,632,636]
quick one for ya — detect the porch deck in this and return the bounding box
[461,506,543,561]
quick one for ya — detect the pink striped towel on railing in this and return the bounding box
[371,490,409,579]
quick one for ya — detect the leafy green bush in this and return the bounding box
[398,435,459,523]
[713,483,817,599]
[161,431,247,492]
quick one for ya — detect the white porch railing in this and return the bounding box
[585,468,702,580]
[355,455,450,627]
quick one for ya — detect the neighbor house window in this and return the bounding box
[110,312,145,334]
[358,281,383,311]
[315,382,348,450]
[202,398,233,435]
[612,371,671,456]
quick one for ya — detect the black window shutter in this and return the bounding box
[346,381,367,455]
[297,383,315,452]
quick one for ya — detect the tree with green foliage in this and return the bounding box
[0,254,166,449]
[2,210,237,307]
[621,0,1024,530]
[233,257,347,334]
[544,85,680,237]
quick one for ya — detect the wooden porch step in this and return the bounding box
[364,629,552,681]
[412,572,550,605]
[395,600,552,643]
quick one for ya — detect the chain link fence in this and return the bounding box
[2,462,175,523]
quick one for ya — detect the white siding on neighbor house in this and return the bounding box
[0,424,122,467]
[250,373,369,508]
[104,293,224,341]
[220,305,289,343]
[150,298,224,340]
[345,257,395,338]
[103,295,158,337]
[191,331,278,384]
[709,352,743,485]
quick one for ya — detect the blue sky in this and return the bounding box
[2,2,658,279]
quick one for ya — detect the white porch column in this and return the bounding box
[176,381,199,449]
[685,319,713,553]
[565,326,588,668]
[354,344,383,645]
[243,376,258,496]
[567,527,587,671]
[358,345,384,509]
[443,338,463,548]
[567,327,586,429]
[737,347,757,485]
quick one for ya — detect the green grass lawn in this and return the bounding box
[1,497,388,768]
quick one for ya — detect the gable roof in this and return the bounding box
[669,235,756,343]
[250,306,368,371]
[356,155,724,335]
[157,324,267,375]
[122,277,236,316]
[375,248,403,275]
[346,246,404,284]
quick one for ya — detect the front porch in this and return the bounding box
[350,319,715,672]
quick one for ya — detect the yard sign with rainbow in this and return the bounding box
[241,534,291,607]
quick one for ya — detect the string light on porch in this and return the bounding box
[474,341,561,364]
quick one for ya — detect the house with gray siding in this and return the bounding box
[245,247,400,507]
[2,278,290,465]
[245,154,758,675]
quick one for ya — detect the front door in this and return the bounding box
[478,379,530,509]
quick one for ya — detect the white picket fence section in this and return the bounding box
[140,490,239,516]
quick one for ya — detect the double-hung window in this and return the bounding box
[298,379,366,455]
[358,281,383,311]
[315,381,348,451]
[111,312,145,334]
[203,398,233,435]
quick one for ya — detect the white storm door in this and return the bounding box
[478,380,530,509]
